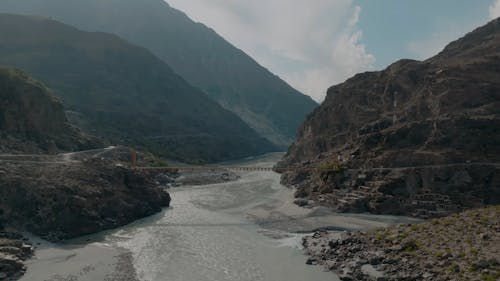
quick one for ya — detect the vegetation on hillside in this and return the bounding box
[0,67,98,153]
[0,0,318,147]
[0,14,277,162]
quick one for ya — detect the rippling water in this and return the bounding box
[105,153,339,281]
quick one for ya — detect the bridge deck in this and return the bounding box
[133,162,500,173]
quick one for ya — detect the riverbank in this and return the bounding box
[247,187,420,235]
[10,153,425,281]
[302,206,500,281]
[0,147,175,280]
[19,237,138,281]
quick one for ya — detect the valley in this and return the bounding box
[0,1,498,281]
[16,153,420,281]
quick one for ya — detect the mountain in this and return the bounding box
[0,67,98,153]
[0,0,318,148]
[0,14,276,163]
[279,18,500,217]
[0,66,173,279]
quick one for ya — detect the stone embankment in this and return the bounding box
[303,206,500,281]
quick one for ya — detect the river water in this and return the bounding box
[22,153,418,281]
[108,153,339,281]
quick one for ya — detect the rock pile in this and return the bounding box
[0,232,33,281]
[303,206,500,281]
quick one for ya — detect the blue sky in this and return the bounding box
[356,0,494,69]
[167,0,499,101]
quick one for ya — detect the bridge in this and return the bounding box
[133,162,500,173]
[1,146,499,173]
[134,165,323,173]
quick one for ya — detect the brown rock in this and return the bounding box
[0,155,171,241]
[279,18,500,218]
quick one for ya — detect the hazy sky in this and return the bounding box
[167,0,499,102]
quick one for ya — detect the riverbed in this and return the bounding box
[21,153,419,281]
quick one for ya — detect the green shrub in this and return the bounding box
[469,248,478,256]
[152,159,169,167]
[481,268,500,281]
[318,160,344,173]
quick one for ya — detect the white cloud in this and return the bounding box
[166,0,375,102]
[490,0,500,19]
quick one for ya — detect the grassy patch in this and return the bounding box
[151,159,169,167]
[481,267,500,281]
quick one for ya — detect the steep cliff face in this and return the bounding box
[0,67,98,153]
[279,19,500,217]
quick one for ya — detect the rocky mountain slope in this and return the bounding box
[303,206,500,281]
[0,14,276,163]
[0,147,173,241]
[0,146,174,279]
[0,0,318,148]
[279,18,500,217]
[0,64,175,278]
[0,67,98,153]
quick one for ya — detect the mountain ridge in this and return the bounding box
[0,13,276,162]
[0,0,318,148]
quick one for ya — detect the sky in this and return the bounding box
[167,0,500,102]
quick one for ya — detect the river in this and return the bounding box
[21,153,418,281]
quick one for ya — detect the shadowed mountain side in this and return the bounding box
[0,0,318,148]
[0,67,99,153]
[0,14,277,163]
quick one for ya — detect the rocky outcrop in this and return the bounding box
[0,232,33,281]
[279,18,500,217]
[303,206,500,281]
[0,149,172,241]
[283,164,500,218]
[0,67,99,153]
